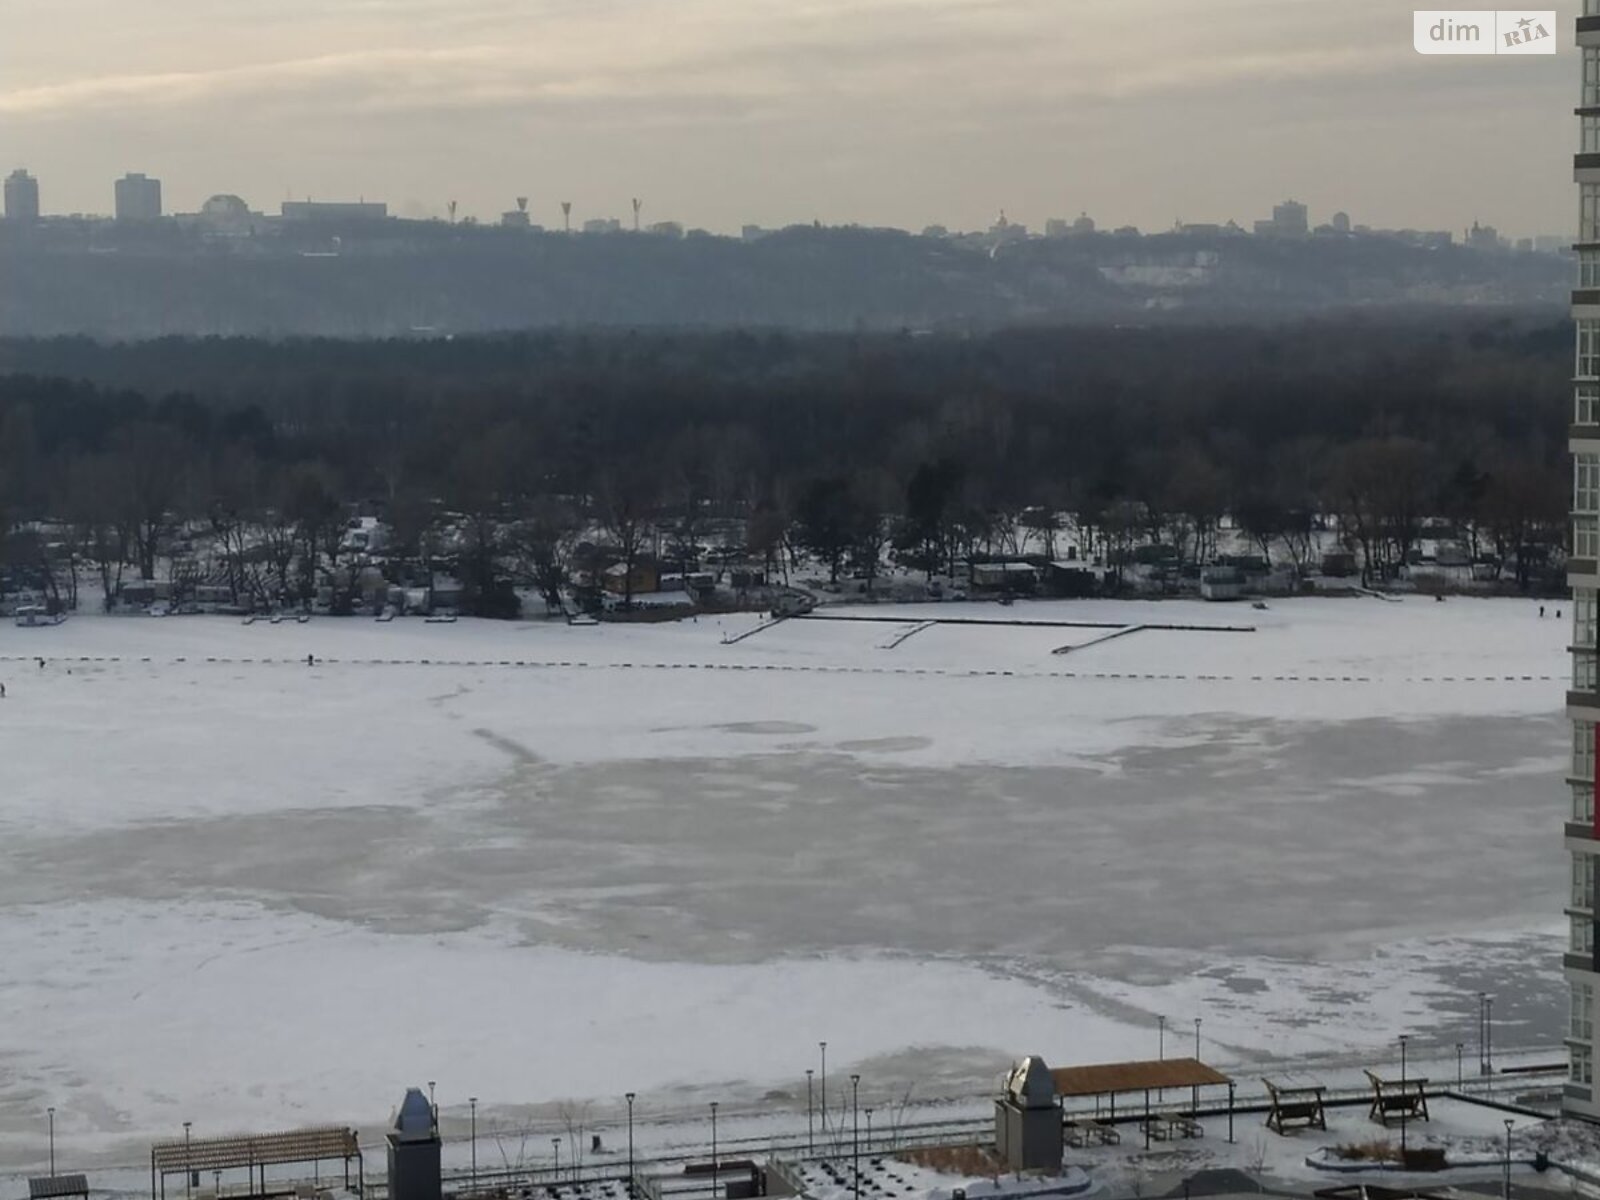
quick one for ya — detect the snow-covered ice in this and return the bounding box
[0,597,1570,1176]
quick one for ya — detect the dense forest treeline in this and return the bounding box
[0,314,1574,612]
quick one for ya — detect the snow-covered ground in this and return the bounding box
[0,596,1571,1182]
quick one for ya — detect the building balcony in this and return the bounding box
[1568,952,1598,972]
[1574,559,1599,580]
[1570,821,1598,841]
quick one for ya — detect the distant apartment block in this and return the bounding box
[1045,213,1096,238]
[1466,221,1501,251]
[1254,199,1310,238]
[5,169,40,222]
[115,173,163,221]
[281,200,388,222]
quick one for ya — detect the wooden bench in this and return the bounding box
[1169,1113,1203,1139]
[1263,1079,1327,1134]
[1365,1071,1429,1126]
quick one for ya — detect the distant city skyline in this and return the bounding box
[0,0,1581,237]
[0,165,1574,244]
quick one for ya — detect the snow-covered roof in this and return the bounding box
[1005,1056,1056,1109]
[391,1088,435,1142]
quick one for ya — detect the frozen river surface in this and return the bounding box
[0,597,1570,1171]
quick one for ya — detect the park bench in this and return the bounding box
[1262,1079,1328,1134]
[1365,1070,1429,1126]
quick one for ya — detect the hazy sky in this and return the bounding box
[0,0,1581,235]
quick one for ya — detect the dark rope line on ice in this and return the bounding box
[0,654,1559,684]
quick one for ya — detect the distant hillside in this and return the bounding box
[0,219,1573,338]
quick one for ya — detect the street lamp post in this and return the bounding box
[184,1122,193,1200]
[469,1098,478,1193]
[1478,993,1490,1075]
[1192,1019,1202,1109]
[1456,1042,1464,1090]
[806,1070,815,1153]
[865,1108,873,1156]
[1478,998,1491,1081]
[1503,1119,1514,1200]
[626,1093,636,1199]
[1399,1035,1410,1160]
[851,1075,861,1200]
[710,1102,719,1200]
[47,1107,55,1178]
[1157,1015,1166,1100]
[820,1043,828,1136]
[552,1139,561,1179]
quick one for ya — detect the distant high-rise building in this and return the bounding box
[115,173,162,221]
[1255,199,1309,238]
[282,199,387,222]
[5,169,40,222]
[1466,220,1500,251]
[1331,211,1351,234]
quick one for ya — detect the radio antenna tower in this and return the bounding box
[560,201,572,233]
[517,197,529,214]
[447,200,457,225]
[632,197,642,231]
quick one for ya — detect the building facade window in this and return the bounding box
[1575,852,1596,909]
[1582,386,1600,426]
[1579,591,1599,646]
[1579,455,1600,515]
[1575,915,1596,955]
[1579,652,1599,692]
[1581,320,1600,378]
[1576,982,1596,1042]
[1580,516,1600,562]
[1584,252,1600,288]
[1578,722,1597,781]
[1585,185,1600,243]
[1577,1044,1596,1087]
[1588,48,1600,107]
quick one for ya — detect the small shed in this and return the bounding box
[994,1056,1062,1170]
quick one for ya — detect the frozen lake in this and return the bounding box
[0,596,1571,1173]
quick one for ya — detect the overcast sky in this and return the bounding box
[0,0,1580,235]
